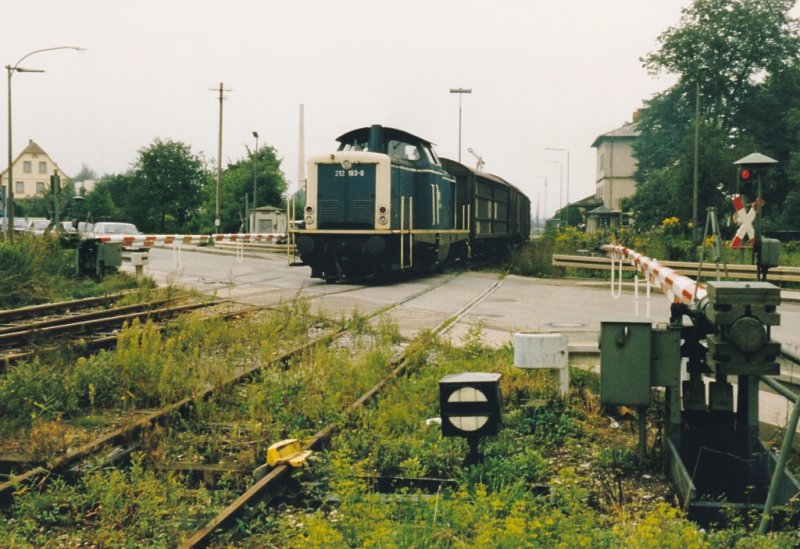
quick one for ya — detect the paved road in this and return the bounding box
[130,246,799,349]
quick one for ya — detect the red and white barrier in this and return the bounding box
[96,233,286,247]
[603,244,706,305]
[211,233,285,243]
[97,234,210,247]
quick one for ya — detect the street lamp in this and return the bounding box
[546,146,570,209]
[449,88,472,163]
[693,66,708,242]
[534,175,548,230]
[252,130,259,219]
[545,159,563,226]
[5,45,85,241]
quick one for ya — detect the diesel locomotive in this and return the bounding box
[291,124,530,282]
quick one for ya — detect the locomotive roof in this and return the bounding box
[336,126,435,147]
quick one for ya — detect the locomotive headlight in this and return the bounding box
[305,205,313,214]
[378,215,387,225]
[342,159,352,170]
[305,215,313,224]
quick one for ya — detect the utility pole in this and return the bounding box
[211,82,230,232]
[298,104,306,194]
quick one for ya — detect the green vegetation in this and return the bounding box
[628,0,800,232]
[1,300,798,547]
[0,235,141,309]
[230,329,799,548]
[509,224,800,280]
[8,135,288,235]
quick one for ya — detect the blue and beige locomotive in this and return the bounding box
[292,124,530,282]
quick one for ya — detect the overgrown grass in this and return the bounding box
[0,235,142,308]
[230,328,800,548]
[0,306,406,546]
[2,309,799,546]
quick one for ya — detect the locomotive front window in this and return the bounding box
[340,139,370,152]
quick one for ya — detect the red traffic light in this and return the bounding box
[740,168,751,180]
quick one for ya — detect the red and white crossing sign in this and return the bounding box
[730,195,758,249]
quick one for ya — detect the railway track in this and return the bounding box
[182,275,502,547]
[0,297,216,367]
[0,292,130,326]
[0,271,502,546]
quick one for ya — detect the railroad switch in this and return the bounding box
[266,439,312,468]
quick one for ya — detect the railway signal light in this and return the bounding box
[738,166,754,198]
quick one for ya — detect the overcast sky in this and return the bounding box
[3,0,729,219]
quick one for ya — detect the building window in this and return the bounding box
[23,161,32,173]
[15,181,24,194]
[38,161,47,174]
[36,182,46,193]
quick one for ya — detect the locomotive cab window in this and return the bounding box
[388,140,422,164]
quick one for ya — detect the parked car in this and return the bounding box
[89,222,149,259]
[0,218,32,232]
[90,222,142,237]
[27,218,52,235]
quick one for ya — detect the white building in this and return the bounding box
[0,139,70,199]
[591,121,639,211]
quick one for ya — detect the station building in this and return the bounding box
[591,119,639,211]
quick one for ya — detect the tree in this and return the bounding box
[72,163,98,182]
[129,139,207,232]
[631,0,800,230]
[194,145,287,233]
[642,0,800,131]
[81,175,127,223]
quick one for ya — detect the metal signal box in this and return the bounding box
[651,326,682,389]
[599,320,652,406]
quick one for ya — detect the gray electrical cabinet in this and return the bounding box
[600,320,652,406]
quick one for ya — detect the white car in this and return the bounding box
[90,222,150,258]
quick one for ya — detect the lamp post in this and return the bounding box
[534,175,547,230]
[449,88,472,163]
[252,130,259,232]
[546,147,570,218]
[5,45,85,241]
[693,66,708,242]
[545,160,563,227]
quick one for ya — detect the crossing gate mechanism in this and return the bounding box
[601,244,799,528]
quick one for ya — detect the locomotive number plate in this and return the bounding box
[335,169,366,177]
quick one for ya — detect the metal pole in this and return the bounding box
[252,131,259,211]
[215,82,224,232]
[4,46,85,241]
[758,381,800,534]
[449,88,472,163]
[547,148,570,223]
[458,95,462,163]
[545,160,562,226]
[693,79,700,241]
[692,67,707,242]
[6,65,13,242]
